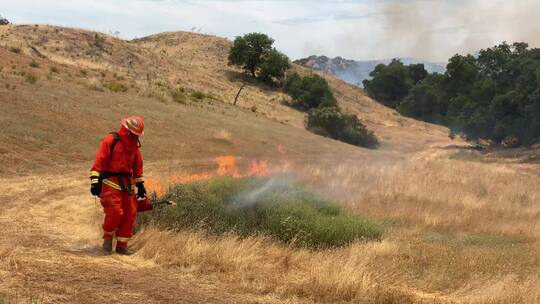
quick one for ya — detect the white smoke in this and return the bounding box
[330,0,540,62]
[233,176,295,210]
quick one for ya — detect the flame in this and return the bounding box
[145,177,167,196]
[145,155,280,196]
[216,155,240,177]
[249,159,269,176]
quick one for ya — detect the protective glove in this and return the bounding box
[136,182,147,198]
[90,182,102,197]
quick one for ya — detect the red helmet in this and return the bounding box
[121,115,144,136]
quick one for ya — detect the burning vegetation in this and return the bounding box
[144,155,273,196]
[139,155,383,248]
[139,176,383,248]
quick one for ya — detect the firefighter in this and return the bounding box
[90,116,146,255]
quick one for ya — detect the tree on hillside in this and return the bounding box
[228,33,290,84]
[408,63,428,84]
[362,59,413,108]
[444,54,478,98]
[259,48,291,85]
[0,15,9,25]
[391,41,540,146]
[283,72,337,109]
[397,73,446,123]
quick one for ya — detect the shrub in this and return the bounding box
[306,107,379,149]
[103,82,128,92]
[94,33,106,49]
[0,15,9,25]
[9,47,20,54]
[171,88,187,104]
[25,73,37,84]
[140,177,383,248]
[283,72,337,110]
[29,60,39,68]
[190,90,216,101]
[49,66,59,74]
[190,91,206,100]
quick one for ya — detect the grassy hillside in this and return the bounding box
[0,24,454,175]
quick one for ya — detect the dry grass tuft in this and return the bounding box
[0,247,22,270]
[132,227,416,303]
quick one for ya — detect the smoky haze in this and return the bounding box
[336,0,540,62]
[3,0,540,62]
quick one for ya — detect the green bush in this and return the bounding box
[140,177,383,248]
[306,107,379,149]
[25,73,37,84]
[0,15,9,25]
[29,60,39,68]
[103,82,128,92]
[190,91,207,100]
[283,72,337,110]
[190,90,217,101]
[9,47,20,54]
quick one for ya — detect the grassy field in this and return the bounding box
[0,24,539,303]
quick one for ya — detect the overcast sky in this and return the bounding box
[3,0,540,63]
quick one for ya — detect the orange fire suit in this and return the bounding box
[90,126,144,248]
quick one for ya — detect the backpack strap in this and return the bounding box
[109,132,120,162]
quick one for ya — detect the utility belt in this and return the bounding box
[100,172,135,194]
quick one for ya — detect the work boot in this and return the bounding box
[115,247,133,256]
[102,239,113,253]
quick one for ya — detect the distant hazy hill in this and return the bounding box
[295,55,446,87]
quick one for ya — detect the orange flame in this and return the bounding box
[145,155,279,196]
[216,155,240,177]
[249,159,269,176]
[145,177,167,196]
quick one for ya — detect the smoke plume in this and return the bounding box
[336,0,540,62]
